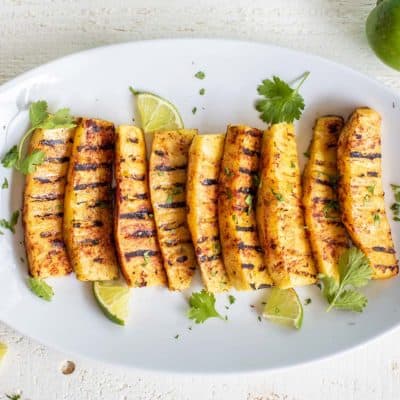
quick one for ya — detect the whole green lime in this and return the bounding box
[366,0,400,70]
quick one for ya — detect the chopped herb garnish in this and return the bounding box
[255,71,310,124]
[245,194,253,215]
[323,199,339,219]
[27,277,54,301]
[391,184,400,221]
[187,289,224,324]
[194,71,206,80]
[192,107,197,114]
[226,188,232,199]
[303,150,310,158]
[228,295,236,305]
[257,316,262,322]
[271,188,284,202]
[212,242,221,254]
[304,298,312,305]
[290,161,295,168]
[0,210,20,234]
[1,177,8,189]
[6,394,21,400]
[224,167,233,177]
[199,88,205,96]
[142,251,151,267]
[373,213,380,224]
[252,174,260,187]
[367,184,375,195]
[174,334,179,339]
[232,214,237,224]
[166,186,183,203]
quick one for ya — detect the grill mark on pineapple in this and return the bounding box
[154,164,187,172]
[154,150,165,156]
[158,201,186,209]
[34,212,63,219]
[153,182,186,191]
[126,174,145,181]
[46,156,70,164]
[258,283,272,289]
[72,220,103,228]
[239,167,258,176]
[73,182,109,190]
[29,193,63,201]
[51,239,65,248]
[159,222,185,231]
[74,162,112,171]
[127,229,157,238]
[40,231,56,238]
[238,187,255,195]
[77,143,114,152]
[124,249,159,260]
[128,137,139,144]
[119,210,153,219]
[238,242,263,253]
[201,178,218,186]
[241,263,255,269]
[315,178,332,187]
[122,193,148,200]
[196,235,219,244]
[198,254,221,262]
[236,225,256,232]
[164,238,192,247]
[176,255,188,263]
[242,147,260,157]
[367,171,379,177]
[246,129,262,138]
[372,246,396,254]
[78,238,100,246]
[34,175,66,184]
[40,139,67,146]
[323,238,348,247]
[349,152,381,160]
[312,197,334,204]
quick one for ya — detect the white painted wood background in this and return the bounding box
[1,0,400,398]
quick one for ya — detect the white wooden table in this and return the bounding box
[1,0,400,398]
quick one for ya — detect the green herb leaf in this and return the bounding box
[323,199,339,219]
[224,167,233,177]
[187,289,224,324]
[199,88,205,96]
[27,277,54,301]
[228,295,236,305]
[391,184,400,221]
[18,150,46,175]
[271,188,284,202]
[373,213,380,224]
[319,247,372,313]
[304,298,312,305]
[367,184,375,195]
[194,71,205,80]
[129,86,139,96]
[1,177,8,189]
[255,71,309,124]
[1,146,18,168]
[192,107,197,115]
[245,194,253,215]
[0,210,20,234]
[6,394,21,400]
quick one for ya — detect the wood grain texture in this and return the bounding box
[1,0,400,398]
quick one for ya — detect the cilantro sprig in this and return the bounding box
[187,290,224,324]
[0,210,20,234]
[319,247,373,312]
[27,277,54,301]
[256,71,310,124]
[1,101,76,175]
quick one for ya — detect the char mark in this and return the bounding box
[29,193,63,201]
[241,263,254,269]
[350,151,381,160]
[239,167,258,175]
[46,156,70,164]
[367,171,379,177]
[51,239,65,248]
[154,150,165,156]
[236,225,255,232]
[125,249,159,260]
[246,129,262,138]
[158,201,186,209]
[128,229,157,238]
[164,238,192,247]
[372,246,396,254]
[201,178,218,186]
[128,137,139,144]
[40,139,66,146]
[154,164,187,172]
[242,147,260,157]
[238,187,255,195]
[315,178,332,187]
[238,242,263,253]
[34,212,63,219]
[40,231,54,238]
[74,162,112,171]
[78,238,100,246]
[73,182,109,191]
[159,222,185,231]
[199,254,221,262]
[72,220,103,228]
[257,283,272,289]
[119,210,152,219]
[34,176,65,184]
[176,255,188,263]
[77,143,113,152]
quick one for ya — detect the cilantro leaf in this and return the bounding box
[18,150,46,175]
[319,247,372,312]
[1,146,18,168]
[187,290,223,324]
[194,71,205,80]
[2,177,8,189]
[228,295,236,305]
[0,210,20,234]
[6,394,21,400]
[255,71,309,124]
[29,100,48,127]
[27,277,54,301]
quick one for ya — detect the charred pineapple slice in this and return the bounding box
[149,129,197,290]
[23,127,75,278]
[303,116,349,281]
[219,125,273,290]
[257,122,316,289]
[187,134,231,293]
[114,125,166,287]
[337,108,398,278]
[64,118,119,281]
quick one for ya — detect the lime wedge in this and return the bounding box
[263,288,303,329]
[93,281,130,326]
[0,342,8,360]
[134,91,184,132]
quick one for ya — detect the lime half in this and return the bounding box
[133,90,184,132]
[93,281,130,326]
[0,342,7,360]
[263,288,303,329]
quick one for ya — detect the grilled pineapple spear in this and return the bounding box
[64,118,119,281]
[23,127,76,278]
[149,130,197,290]
[303,116,349,281]
[337,108,398,278]
[114,126,166,287]
[257,123,317,288]
[187,134,231,293]
[219,125,273,290]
